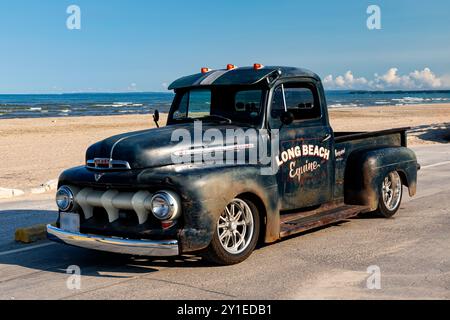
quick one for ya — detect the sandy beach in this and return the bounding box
[1,104,449,191]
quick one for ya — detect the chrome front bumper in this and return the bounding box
[47,225,179,257]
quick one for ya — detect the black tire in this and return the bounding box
[374,171,403,218]
[202,198,260,266]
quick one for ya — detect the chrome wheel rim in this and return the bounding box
[381,171,402,211]
[217,199,254,255]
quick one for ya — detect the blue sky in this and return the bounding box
[0,0,449,93]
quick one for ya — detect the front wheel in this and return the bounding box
[203,198,260,265]
[375,171,403,218]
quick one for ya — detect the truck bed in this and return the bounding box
[333,127,410,199]
[334,127,409,146]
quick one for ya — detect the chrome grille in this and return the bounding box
[86,158,131,170]
[74,187,153,224]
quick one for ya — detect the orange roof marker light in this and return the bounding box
[253,63,264,70]
[226,64,237,70]
[201,67,212,74]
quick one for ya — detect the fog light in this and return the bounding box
[151,191,180,221]
[56,186,74,212]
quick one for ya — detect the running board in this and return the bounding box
[280,204,370,238]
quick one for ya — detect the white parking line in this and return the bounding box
[421,161,450,169]
[0,242,56,256]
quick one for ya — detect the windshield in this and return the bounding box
[169,87,266,125]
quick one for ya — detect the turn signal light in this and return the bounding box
[226,64,237,70]
[161,220,176,229]
[201,67,211,74]
[254,63,264,70]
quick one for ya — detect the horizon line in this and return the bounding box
[1,89,450,96]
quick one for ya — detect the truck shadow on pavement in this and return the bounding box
[277,220,351,243]
[0,244,218,279]
[0,213,373,278]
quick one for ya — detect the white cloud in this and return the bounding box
[409,68,442,88]
[442,75,450,88]
[127,83,138,91]
[324,67,450,90]
[323,71,368,89]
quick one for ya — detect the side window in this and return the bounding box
[270,84,321,123]
[284,86,320,120]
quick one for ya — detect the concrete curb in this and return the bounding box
[0,188,25,199]
[30,179,58,195]
[0,179,58,199]
[15,224,55,244]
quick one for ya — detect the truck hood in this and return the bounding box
[85,122,259,169]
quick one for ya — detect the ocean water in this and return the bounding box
[0,90,449,119]
[0,92,174,119]
[326,90,450,108]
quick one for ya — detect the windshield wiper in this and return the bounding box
[199,115,233,124]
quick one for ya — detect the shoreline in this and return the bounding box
[0,103,449,193]
[1,101,450,120]
[1,102,449,123]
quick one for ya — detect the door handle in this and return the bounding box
[321,134,332,143]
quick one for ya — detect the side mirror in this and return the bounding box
[280,111,294,126]
[153,109,160,128]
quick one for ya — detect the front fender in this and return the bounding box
[344,147,418,210]
[139,164,280,253]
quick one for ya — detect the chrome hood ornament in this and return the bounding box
[94,173,105,182]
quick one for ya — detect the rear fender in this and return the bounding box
[344,147,418,210]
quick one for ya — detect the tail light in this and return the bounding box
[254,63,264,70]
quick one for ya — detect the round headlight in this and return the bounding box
[150,191,180,220]
[56,186,74,212]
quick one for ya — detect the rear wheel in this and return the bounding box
[375,171,403,218]
[203,198,260,265]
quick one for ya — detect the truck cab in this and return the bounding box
[48,65,419,265]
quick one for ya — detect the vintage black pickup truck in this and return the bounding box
[47,65,419,265]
